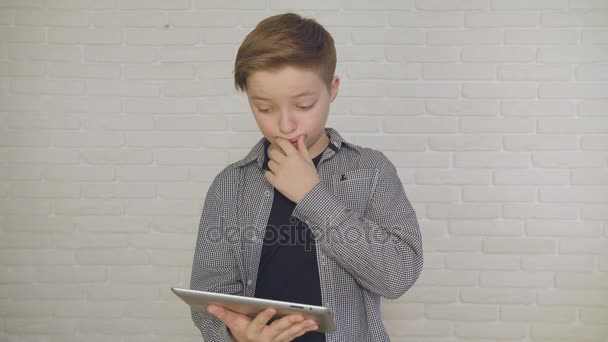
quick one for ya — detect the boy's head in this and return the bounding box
[234,12,336,93]
[234,13,340,158]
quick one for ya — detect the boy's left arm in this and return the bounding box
[292,154,423,300]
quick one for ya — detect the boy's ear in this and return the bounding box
[330,75,340,102]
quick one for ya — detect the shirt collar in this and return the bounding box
[235,127,347,170]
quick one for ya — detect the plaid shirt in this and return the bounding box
[190,128,423,342]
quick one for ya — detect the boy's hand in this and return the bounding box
[264,136,320,203]
[207,305,318,342]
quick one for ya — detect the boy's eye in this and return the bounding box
[297,104,313,111]
[257,108,271,113]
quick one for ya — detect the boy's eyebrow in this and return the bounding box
[250,91,317,101]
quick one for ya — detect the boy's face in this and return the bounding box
[246,65,340,159]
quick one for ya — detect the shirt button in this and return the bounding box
[264,190,270,197]
[246,279,253,286]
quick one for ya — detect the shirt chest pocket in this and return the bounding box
[325,168,378,216]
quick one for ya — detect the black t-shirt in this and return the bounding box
[255,142,326,342]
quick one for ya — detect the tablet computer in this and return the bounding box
[171,287,336,333]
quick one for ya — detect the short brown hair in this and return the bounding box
[234,13,337,92]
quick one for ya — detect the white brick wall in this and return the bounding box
[1,1,607,341]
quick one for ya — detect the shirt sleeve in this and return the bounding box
[292,153,423,300]
[189,176,242,341]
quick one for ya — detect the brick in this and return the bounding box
[386,46,459,62]
[499,64,571,81]
[492,0,568,9]
[463,186,535,202]
[0,27,45,43]
[124,28,200,46]
[466,12,538,27]
[0,165,45,181]
[125,199,200,216]
[541,187,608,203]
[388,83,460,98]
[76,249,148,265]
[429,135,501,151]
[11,182,80,198]
[339,81,386,97]
[84,46,158,63]
[383,117,458,133]
[1,216,74,233]
[523,256,594,272]
[409,185,460,203]
[540,83,608,99]
[539,46,608,62]
[15,9,89,26]
[163,80,235,97]
[352,28,425,45]
[501,100,576,116]
[463,83,537,99]
[0,232,52,249]
[350,98,425,116]
[160,46,234,62]
[48,62,120,79]
[38,266,107,283]
[455,152,530,168]
[157,182,211,200]
[49,28,121,45]
[155,116,226,131]
[399,287,458,304]
[1,148,79,164]
[416,169,491,185]
[533,152,605,168]
[347,63,420,80]
[125,99,198,114]
[461,288,536,304]
[539,118,608,133]
[462,47,536,62]
[338,0,413,10]
[337,45,384,62]
[424,237,482,252]
[385,320,451,338]
[539,289,608,306]
[462,117,535,133]
[481,271,554,287]
[328,117,379,132]
[90,11,164,27]
[455,322,528,339]
[416,270,477,286]
[2,298,54,317]
[200,132,262,149]
[12,78,85,95]
[556,272,608,288]
[0,61,45,76]
[81,183,155,199]
[86,80,160,97]
[0,250,75,265]
[155,150,228,166]
[81,149,153,165]
[580,308,608,324]
[390,12,463,27]
[426,100,499,116]
[416,0,488,10]
[532,323,608,340]
[429,204,501,219]
[504,204,578,219]
[0,199,51,215]
[526,220,603,237]
[428,29,502,45]
[577,63,608,81]
[542,11,608,27]
[582,135,608,150]
[54,300,124,318]
[124,64,196,80]
[426,304,497,321]
[582,30,608,44]
[149,249,193,266]
[423,63,494,80]
[501,306,574,322]
[450,220,524,236]
[484,238,556,254]
[315,11,387,28]
[197,62,233,79]
[571,0,608,8]
[119,0,189,9]
[128,233,192,249]
[504,135,578,151]
[53,199,123,216]
[579,100,608,116]
[382,302,424,320]
[4,43,82,62]
[116,166,188,182]
[51,132,124,148]
[198,96,249,114]
[383,151,450,168]
[505,29,578,45]
[0,130,50,147]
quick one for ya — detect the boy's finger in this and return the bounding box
[274,137,297,155]
[296,135,311,159]
[207,305,239,331]
[248,308,277,334]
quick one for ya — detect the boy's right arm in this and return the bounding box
[190,179,243,341]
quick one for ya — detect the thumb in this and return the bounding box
[208,305,249,331]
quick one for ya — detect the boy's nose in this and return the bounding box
[278,111,296,134]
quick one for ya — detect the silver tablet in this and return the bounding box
[171,287,336,333]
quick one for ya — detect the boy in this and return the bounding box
[190,12,423,342]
